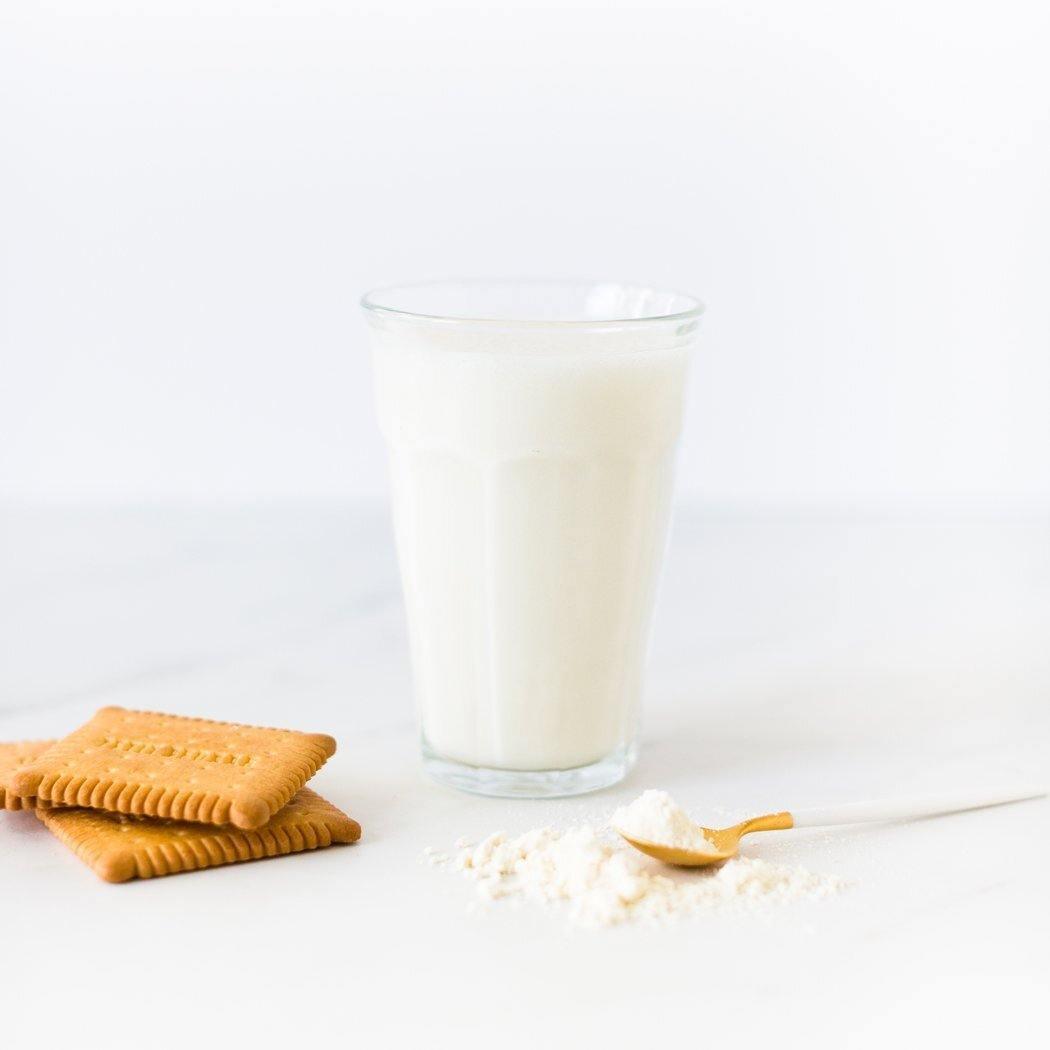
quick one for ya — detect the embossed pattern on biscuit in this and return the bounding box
[0,741,57,811]
[8,708,336,829]
[37,787,361,882]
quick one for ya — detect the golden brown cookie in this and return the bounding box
[0,740,57,811]
[37,787,361,882]
[8,707,336,829]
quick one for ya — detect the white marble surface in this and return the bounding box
[1,505,1047,1046]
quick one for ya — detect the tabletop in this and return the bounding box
[1,504,1047,1047]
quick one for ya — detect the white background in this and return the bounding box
[2,0,1048,507]
[1,6,1049,1047]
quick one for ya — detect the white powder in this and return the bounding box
[612,789,718,853]
[432,792,848,928]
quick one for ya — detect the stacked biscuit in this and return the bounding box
[0,706,360,882]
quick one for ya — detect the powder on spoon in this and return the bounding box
[611,789,719,853]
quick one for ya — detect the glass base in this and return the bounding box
[421,739,636,798]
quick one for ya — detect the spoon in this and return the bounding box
[619,785,1046,867]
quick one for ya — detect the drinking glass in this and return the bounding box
[362,281,703,796]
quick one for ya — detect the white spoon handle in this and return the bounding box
[790,786,1046,828]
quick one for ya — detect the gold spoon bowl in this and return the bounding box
[619,811,793,867]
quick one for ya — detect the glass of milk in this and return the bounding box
[362,282,703,797]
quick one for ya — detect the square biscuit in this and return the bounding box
[37,787,361,882]
[0,741,57,811]
[8,707,336,830]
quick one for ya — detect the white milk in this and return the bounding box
[367,286,699,776]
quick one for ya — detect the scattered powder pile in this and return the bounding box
[612,789,718,853]
[433,792,847,928]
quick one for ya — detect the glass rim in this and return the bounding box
[360,279,705,329]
